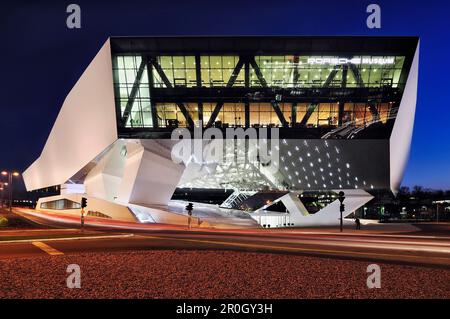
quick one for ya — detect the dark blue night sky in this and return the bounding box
[1,0,449,189]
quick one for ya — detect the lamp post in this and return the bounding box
[436,202,440,224]
[0,183,5,208]
[338,191,345,232]
[1,171,20,212]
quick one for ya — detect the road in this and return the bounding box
[0,208,449,268]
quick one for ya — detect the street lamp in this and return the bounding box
[338,191,345,232]
[1,171,20,212]
[436,202,440,224]
[0,184,4,208]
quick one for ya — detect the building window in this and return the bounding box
[154,56,197,88]
[112,53,404,132]
[203,103,214,125]
[317,103,339,126]
[253,56,297,88]
[253,55,405,89]
[217,103,245,127]
[112,55,153,128]
[40,199,81,210]
[200,56,242,87]
[156,103,183,127]
[249,103,288,127]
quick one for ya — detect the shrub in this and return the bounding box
[0,216,8,227]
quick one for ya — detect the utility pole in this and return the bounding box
[8,173,12,212]
[338,191,345,232]
[80,197,87,232]
[185,202,194,230]
[0,182,5,208]
[436,202,439,223]
[1,171,20,212]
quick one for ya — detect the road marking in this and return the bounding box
[0,233,134,245]
[0,229,79,234]
[302,237,450,247]
[32,241,64,256]
[182,232,450,251]
[285,231,450,240]
[14,208,450,241]
[139,235,450,263]
[231,237,450,253]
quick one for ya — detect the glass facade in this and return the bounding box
[154,56,197,88]
[40,199,81,210]
[113,55,153,128]
[155,103,200,127]
[249,103,291,127]
[112,52,405,135]
[252,55,405,88]
[200,56,243,87]
[216,103,245,126]
[294,102,393,128]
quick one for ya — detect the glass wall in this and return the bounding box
[112,53,401,130]
[249,103,291,127]
[155,103,200,127]
[317,103,339,126]
[203,103,214,125]
[40,199,81,210]
[377,103,392,123]
[113,55,153,128]
[296,103,339,127]
[343,103,393,125]
[200,56,242,87]
[252,55,405,88]
[251,56,297,87]
[294,102,393,127]
[154,56,197,88]
[144,54,405,90]
[216,103,245,126]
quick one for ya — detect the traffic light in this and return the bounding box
[338,191,345,204]
[81,197,87,209]
[185,202,193,216]
[337,191,345,233]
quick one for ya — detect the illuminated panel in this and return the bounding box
[176,138,389,191]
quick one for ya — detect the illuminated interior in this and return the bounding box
[110,37,412,139]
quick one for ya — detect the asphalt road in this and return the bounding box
[1,207,449,268]
[1,228,450,268]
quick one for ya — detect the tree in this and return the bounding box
[398,186,410,196]
[412,185,424,198]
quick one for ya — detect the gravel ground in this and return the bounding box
[0,250,449,299]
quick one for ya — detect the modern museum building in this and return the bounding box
[23,36,419,228]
